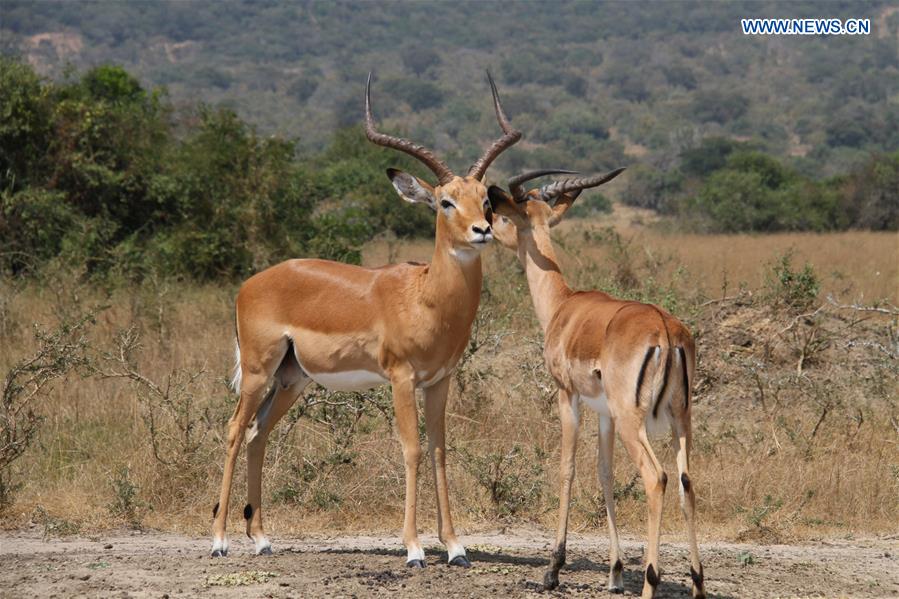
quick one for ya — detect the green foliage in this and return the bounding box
[401,44,441,77]
[691,148,846,232]
[3,0,895,181]
[0,56,53,189]
[567,191,612,219]
[621,163,683,213]
[381,77,444,111]
[0,60,430,281]
[691,89,749,124]
[107,466,149,529]
[459,444,545,518]
[679,137,746,178]
[837,151,899,230]
[765,252,820,310]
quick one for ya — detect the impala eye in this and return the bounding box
[440,199,455,210]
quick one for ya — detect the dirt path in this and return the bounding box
[0,529,896,598]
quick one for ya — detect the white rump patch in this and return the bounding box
[644,408,671,439]
[307,369,388,392]
[230,341,242,393]
[581,391,611,419]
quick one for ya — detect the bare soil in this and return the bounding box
[1,529,895,598]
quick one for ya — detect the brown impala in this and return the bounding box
[211,73,521,567]
[487,171,705,599]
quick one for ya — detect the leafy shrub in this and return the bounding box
[837,151,899,230]
[679,137,746,178]
[459,444,545,518]
[765,252,820,310]
[621,163,683,213]
[107,466,150,529]
[1,311,94,507]
[567,191,612,218]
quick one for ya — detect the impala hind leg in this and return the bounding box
[423,377,468,567]
[672,417,705,598]
[619,421,667,599]
[211,370,270,557]
[391,370,425,567]
[598,414,624,593]
[544,390,579,590]
[245,376,310,555]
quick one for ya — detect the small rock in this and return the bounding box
[104,544,113,549]
[79,574,91,581]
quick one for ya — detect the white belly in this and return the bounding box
[307,369,388,392]
[581,392,611,418]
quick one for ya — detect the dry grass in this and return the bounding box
[1,220,897,546]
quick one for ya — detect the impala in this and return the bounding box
[487,170,705,598]
[211,72,521,567]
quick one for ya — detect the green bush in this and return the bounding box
[0,60,436,281]
[568,192,612,219]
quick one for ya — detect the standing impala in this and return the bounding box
[487,171,705,599]
[211,73,521,567]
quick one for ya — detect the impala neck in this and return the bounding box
[425,216,483,312]
[517,226,572,332]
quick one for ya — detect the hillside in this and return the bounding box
[3,0,898,180]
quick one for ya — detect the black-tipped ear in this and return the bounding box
[487,185,512,210]
[487,185,523,222]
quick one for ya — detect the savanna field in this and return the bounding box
[3,213,896,543]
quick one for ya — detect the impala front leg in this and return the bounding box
[544,389,579,590]
[423,376,469,567]
[390,368,425,567]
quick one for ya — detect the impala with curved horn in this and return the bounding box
[210,72,521,567]
[488,170,705,599]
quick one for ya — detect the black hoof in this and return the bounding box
[448,555,471,568]
[609,586,624,594]
[406,559,426,568]
[258,546,273,556]
[211,549,227,558]
[543,570,560,591]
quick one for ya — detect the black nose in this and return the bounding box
[472,224,492,235]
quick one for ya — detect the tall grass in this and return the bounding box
[0,229,896,543]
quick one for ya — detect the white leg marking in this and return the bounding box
[254,536,272,555]
[212,536,229,554]
[447,541,467,561]
[406,544,425,563]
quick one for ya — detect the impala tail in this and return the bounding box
[230,340,242,394]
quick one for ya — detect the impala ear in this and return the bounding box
[548,189,584,227]
[487,186,522,221]
[386,168,436,211]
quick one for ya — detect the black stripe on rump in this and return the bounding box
[635,346,656,407]
[678,346,690,410]
[652,349,671,418]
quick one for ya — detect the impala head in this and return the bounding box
[487,168,627,249]
[366,72,521,253]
